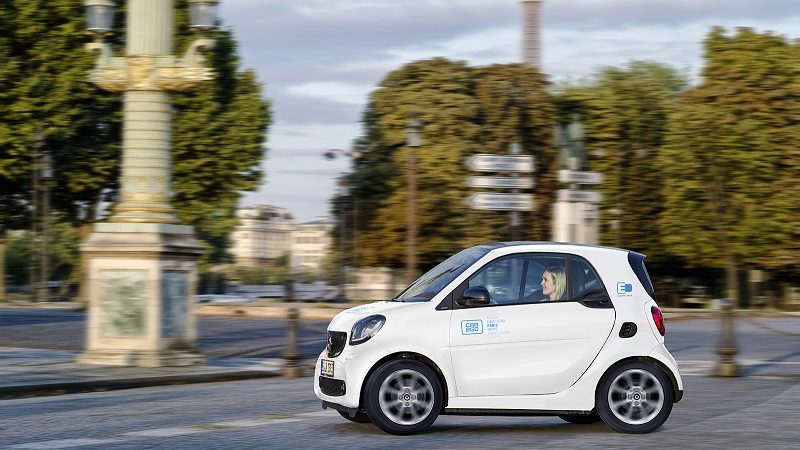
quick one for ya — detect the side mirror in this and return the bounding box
[456,286,492,307]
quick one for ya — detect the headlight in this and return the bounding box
[350,314,386,345]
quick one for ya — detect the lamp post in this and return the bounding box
[77,0,218,367]
[405,119,422,285]
[324,148,362,303]
[38,150,53,303]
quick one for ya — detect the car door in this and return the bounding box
[448,253,616,397]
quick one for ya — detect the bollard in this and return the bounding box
[283,307,304,378]
[713,298,741,377]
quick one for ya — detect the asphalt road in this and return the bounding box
[0,369,797,449]
[0,309,330,360]
[0,309,798,449]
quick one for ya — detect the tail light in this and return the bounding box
[651,305,665,336]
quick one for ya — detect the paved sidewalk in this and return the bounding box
[0,346,285,399]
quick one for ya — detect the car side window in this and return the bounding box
[467,254,568,305]
[468,256,526,304]
[570,256,605,300]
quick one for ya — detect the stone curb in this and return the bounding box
[0,368,282,400]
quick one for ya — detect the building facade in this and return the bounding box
[230,205,295,267]
[291,216,334,275]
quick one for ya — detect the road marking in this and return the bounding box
[122,427,211,437]
[213,419,271,427]
[10,439,123,449]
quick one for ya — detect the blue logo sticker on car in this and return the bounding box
[461,320,483,335]
[617,282,633,296]
[345,305,377,314]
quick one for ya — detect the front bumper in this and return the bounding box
[313,338,387,409]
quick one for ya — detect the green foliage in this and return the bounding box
[472,64,556,242]
[0,0,122,229]
[228,265,290,285]
[554,61,687,264]
[4,232,32,285]
[3,214,79,285]
[351,59,554,270]
[0,1,271,275]
[659,28,800,275]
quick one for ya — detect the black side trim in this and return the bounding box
[322,400,358,417]
[319,376,346,396]
[436,292,453,310]
[676,389,684,403]
[444,408,593,417]
[619,322,638,338]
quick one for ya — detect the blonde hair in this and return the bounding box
[545,266,567,301]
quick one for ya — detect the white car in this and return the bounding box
[314,242,682,435]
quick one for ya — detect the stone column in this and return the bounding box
[79,0,213,367]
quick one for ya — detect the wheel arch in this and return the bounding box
[597,356,682,404]
[359,351,450,411]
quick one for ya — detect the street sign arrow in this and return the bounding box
[557,189,602,203]
[558,170,603,184]
[465,176,535,189]
[466,154,535,173]
[467,193,534,211]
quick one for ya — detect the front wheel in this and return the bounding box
[596,361,674,433]
[364,359,443,435]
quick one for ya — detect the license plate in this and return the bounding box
[320,359,334,378]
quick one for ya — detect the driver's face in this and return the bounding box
[541,271,555,296]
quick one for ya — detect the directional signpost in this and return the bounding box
[553,159,603,245]
[467,193,533,211]
[558,170,603,184]
[466,176,534,189]
[557,189,602,203]
[466,154,535,173]
[465,148,535,239]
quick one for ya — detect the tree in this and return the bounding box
[172,2,272,268]
[554,61,687,264]
[0,1,271,274]
[472,64,555,241]
[354,58,482,270]
[659,27,800,301]
[0,0,122,229]
[350,59,555,272]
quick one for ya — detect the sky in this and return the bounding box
[218,0,800,223]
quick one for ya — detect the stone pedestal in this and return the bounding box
[552,201,599,244]
[77,222,204,367]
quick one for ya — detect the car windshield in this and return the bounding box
[394,244,497,301]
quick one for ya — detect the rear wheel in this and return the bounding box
[558,410,601,424]
[338,410,371,423]
[364,359,442,435]
[596,361,674,433]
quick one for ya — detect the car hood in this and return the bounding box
[328,301,409,331]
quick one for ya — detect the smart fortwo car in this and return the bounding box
[314,242,682,435]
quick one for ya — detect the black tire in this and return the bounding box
[558,410,601,424]
[596,361,674,433]
[338,410,371,423]
[364,359,443,435]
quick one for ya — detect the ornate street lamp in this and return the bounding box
[404,118,422,285]
[78,1,219,368]
[84,0,115,35]
[188,0,220,30]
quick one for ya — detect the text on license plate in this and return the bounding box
[321,359,334,377]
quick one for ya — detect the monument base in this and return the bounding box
[79,222,205,368]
